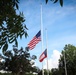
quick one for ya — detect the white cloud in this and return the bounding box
[43,50,61,70]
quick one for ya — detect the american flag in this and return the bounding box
[39,49,47,62]
[28,30,41,50]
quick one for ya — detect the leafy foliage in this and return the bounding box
[45,0,63,6]
[59,44,76,75]
[51,68,60,75]
[51,44,76,75]
[0,0,64,52]
[0,0,28,52]
[38,69,52,75]
[0,46,38,75]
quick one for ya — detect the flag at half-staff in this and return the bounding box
[28,30,41,50]
[39,49,47,62]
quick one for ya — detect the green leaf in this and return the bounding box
[60,0,63,7]
[0,41,6,46]
[24,25,28,30]
[15,39,18,47]
[16,0,19,3]
[19,31,25,39]
[9,39,15,43]
[8,33,14,37]
[8,36,14,43]
[25,32,28,38]
[16,3,19,9]
[54,0,58,3]
[2,43,8,53]
[46,0,48,4]
[2,37,6,41]
[20,34,22,39]
[8,36,16,43]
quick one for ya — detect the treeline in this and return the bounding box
[38,44,76,75]
[0,46,39,75]
[0,44,76,75]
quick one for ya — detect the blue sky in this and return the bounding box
[17,0,76,70]
[1,0,76,70]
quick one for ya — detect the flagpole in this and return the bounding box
[40,4,44,75]
[45,29,49,75]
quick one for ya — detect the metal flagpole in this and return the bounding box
[45,29,49,75]
[64,51,67,75]
[40,4,44,75]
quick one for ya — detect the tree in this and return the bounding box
[58,44,76,75]
[0,0,28,52]
[0,54,5,70]
[0,0,63,52]
[1,46,38,75]
[38,69,52,75]
[51,68,60,75]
